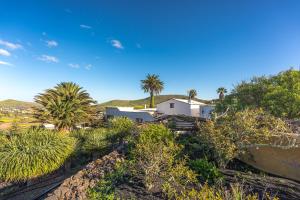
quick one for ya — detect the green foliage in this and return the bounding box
[189,158,222,184]
[88,163,127,200]
[108,117,135,144]
[196,109,290,167]
[162,160,198,199]
[130,124,182,191]
[33,82,97,131]
[216,87,227,100]
[0,128,76,181]
[217,69,300,119]
[188,89,197,99]
[70,128,117,154]
[141,74,164,108]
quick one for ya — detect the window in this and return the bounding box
[170,103,175,108]
[136,118,143,123]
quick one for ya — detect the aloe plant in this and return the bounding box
[0,128,76,181]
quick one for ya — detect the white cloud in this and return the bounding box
[0,49,10,56]
[69,63,80,68]
[38,55,59,63]
[85,64,92,70]
[45,40,58,48]
[0,61,13,66]
[42,32,47,36]
[111,39,124,49]
[0,40,22,50]
[80,24,92,29]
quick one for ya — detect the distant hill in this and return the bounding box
[0,99,38,109]
[98,95,211,111]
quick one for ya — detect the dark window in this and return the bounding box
[136,118,143,123]
[170,103,175,108]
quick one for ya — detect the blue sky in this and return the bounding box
[0,0,300,102]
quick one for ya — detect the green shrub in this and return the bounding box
[81,129,112,152]
[108,117,135,143]
[70,128,117,154]
[130,124,184,191]
[196,109,290,168]
[0,128,76,181]
[189,159,222,184]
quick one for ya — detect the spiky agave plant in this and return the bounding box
[33,82,97,132]
[0,128,76,181]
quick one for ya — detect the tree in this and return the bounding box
[141,74,164,108]
[188,89,197,100]
[33,82,96,132]
[216,87,227,101]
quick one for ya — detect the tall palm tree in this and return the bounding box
[141,74,164,108]
[188,89,197,100]
[217,87,227,100]
[33,82,97,132]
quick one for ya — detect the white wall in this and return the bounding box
[157,99,195,116]
[105,107,155,122]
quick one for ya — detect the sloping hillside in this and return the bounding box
[98,95,211,110]
[0,99,38,109]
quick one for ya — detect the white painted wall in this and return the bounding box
[105,107,155,122]
[157,99,194,116]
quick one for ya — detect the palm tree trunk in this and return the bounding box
[150,91,154,108]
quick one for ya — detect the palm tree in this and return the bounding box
[141,74,164,108]
[33,82,97,132]
[188,89,197,100]
[217,87,227,100]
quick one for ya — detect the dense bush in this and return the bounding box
[108,117,135,144]
[129,124,201,197]
[71,128,114,153]
[196,109,290,167]
[189,158,222,184]
[216,69,300,119]
[0,128,76,181]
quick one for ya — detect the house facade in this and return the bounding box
[156,98,214,119]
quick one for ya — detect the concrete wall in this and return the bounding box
[106,107,154,122]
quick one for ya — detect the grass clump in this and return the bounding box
[0,128,76,181]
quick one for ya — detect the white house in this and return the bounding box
[105,107,155,123]
[156,98,214,119]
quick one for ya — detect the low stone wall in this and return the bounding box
[45,150,124,200]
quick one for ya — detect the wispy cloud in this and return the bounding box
[42,32,47,36]
[0,49,11,56]
[0,61,13,66]
[69,63,80,68]
[45,40,58,48]
[0,40,22,50]
[38,55,59,63]
[111,39,124,49]
[80,24,92,29]
[85,64,92,70]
